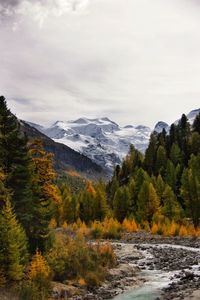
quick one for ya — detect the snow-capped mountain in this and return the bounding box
[33,117,151,173]
[154,121,169,134]
[154,108,200,133]
[29,108,200,173]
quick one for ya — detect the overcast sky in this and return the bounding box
[0,0,200,128]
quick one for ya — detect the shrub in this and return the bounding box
[122,218,138,232]
[151,223,159,235]
[179,225,188,236]
[168,222,179,236]
[102,218,122,239]
[21,250,51,300]
[90,221,103,239]
[46,232,115,288]
[85,271,101,288]
[94,243,116,268]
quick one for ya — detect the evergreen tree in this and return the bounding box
[165,160,176,191]
[191,132,200,155]
[170,143,182,166]
[155,145,167,175]
[143,133,157,175]
[193,113,200,134]
[113,186,130,222]
[177,114,191,164]
[0,169,9,208]
[94,181,108,221]
[0,198,28,281]
[155,174,165,205]
[79,182,96,223]
[162,185,181,221]
[0,96,33,230]
[29,139,60,252]
[181,154,200,227]
[60,184,79,224]
[137,181,160,223]
[127,178,137,216]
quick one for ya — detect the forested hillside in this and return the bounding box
[108,112,200,228]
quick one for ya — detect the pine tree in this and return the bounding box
[137,181,160,223]
[170,143,182,166]
[94,181,108,221]
[191,132,200,155]
[0,198,28,281]
[128,178,137,216]
[155,145,167,175]
[165,160,176,191]
[162,185,181,221]
[0,96,33,230]
[113,186,130,222]
[0,169,9,208]
[178,114,191,164]
[143,133,157,175]
[181,154,200,227]
[155,174,165,205]
[60,184,79,224]
[29,139,60,252]
[193,113,200,134]
[79,182,97,223]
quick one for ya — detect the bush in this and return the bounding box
[46,232,116,287]
[20,251,51,300]
[19,281,42,300]
[90,221,103,239]
[85,271,101,288]
[102,218,122,239]
[94,243,116,268]
[122,218,138,232]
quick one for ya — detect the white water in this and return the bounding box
[111,243,200,300]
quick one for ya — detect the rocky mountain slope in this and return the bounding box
[28,118,151,172]
[20,121,106,180]
[28,109,200,173]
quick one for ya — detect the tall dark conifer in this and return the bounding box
[0,96,33,231]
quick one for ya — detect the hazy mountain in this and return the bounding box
[20,121,107,180]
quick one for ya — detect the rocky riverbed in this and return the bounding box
[1,234,199,300]
[53,234,200,300]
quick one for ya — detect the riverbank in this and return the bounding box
[1,233,200,300]
[117,232,200,300]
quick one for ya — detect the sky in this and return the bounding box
[0,0,200,128]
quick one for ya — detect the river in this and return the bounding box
[111,242,200,300]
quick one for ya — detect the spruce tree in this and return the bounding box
[60,184,79,224]
[29,139,60,252]
[143,133,157,175]
[162,185,181,221]
[170,143,182,166]
[113,186,131,222]
[0,179,28,282]
[94,181,108,221]
[155,145,167,175]
[181,154,200,227]
[137,181,160,223]
[0,96,33,231]
[79,182,96,223]
[193,113,200,134]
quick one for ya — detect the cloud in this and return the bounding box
[1,0,200,127]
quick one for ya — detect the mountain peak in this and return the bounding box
[154,121,169,133]
[187,108,200,123]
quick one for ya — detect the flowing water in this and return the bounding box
[111,243,200,300]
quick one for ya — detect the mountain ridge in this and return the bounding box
[26,108,200,174]
[20,120,107,180]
